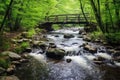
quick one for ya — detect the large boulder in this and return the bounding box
[84,44,97,53]
[64,34,74,38]
[2,51,21,60]
[46,48,65,60]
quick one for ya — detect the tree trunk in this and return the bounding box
[105,0,114,32]
[89,0,104,33]
[113,0,120,30]
[7,8,13,31]
[0,0,13,32]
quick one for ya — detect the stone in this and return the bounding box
[106,46,113,49]
[21,32,28,38]
[113,56,120,62]
[83,35,91,42]
[115,46,120,50]
[32,41,41,47]
[11,61,21,65]
[19,59,29,63]
[22,38,29,42]
[64,34,74,38]
[94,39,101,43]
[55,35,59,37]
[112,51,120,58]
[46,48,65,60]
[6,66,15,75]
[11,39,17,43]
[93,61,104,65]
[22,54,29,59]
[84,45,97,53]
[78,29,84,34]
[95,53,112,60]
[24,47,32,53]
[49,43,56,48]
[17,39,24,43]
[2,51,21,60]
[78,35,83,38]
[95,56,106,61]
[0,67,6,75]
[107,49,115,54]
[39,42,47,50]
[66,59,72,63]
[0,75,20,80]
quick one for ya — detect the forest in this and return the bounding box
[0,0,120,80]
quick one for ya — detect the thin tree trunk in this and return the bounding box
[113,0,120,30]
[106,0,114,32]
[8,8,13,31]
[0,0,13,32]
[113,0,119,20]
[79,0,88,23]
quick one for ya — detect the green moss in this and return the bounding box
[14,42,30,54]
[27,29,36,38]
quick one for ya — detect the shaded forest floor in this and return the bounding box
[0,32,22,53]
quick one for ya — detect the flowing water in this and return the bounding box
[16,27,120,80]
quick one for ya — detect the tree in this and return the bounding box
[0,0,13,32]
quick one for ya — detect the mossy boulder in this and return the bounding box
[2,51,21,60]
[46,48,65,60]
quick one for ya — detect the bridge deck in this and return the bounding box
[45,13,90,24]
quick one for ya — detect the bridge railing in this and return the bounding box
[45,13,89,23]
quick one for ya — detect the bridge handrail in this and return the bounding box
[45,13,90,23]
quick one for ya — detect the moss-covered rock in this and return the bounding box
[2,51,21,60]
[46,48,65,60]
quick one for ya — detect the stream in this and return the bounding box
[16,27,120,80]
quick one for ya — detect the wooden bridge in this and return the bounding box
[45,13,90,24]
[40,13,91,31]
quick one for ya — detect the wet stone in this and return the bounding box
[64,34,74,38]
[66,59,72,63]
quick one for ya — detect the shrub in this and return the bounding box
[105,32,120,45]
[14,42,30,54]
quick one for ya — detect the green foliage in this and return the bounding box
[0,59,10,68]
[0,53,10,68]
[0,34,10,51]
[27,29,36,38]
[105,32,120,44]
[14,42,30,54]
[52,25,61,30]
[90,30,105,40]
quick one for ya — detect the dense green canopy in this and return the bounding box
[0,0,120,43]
